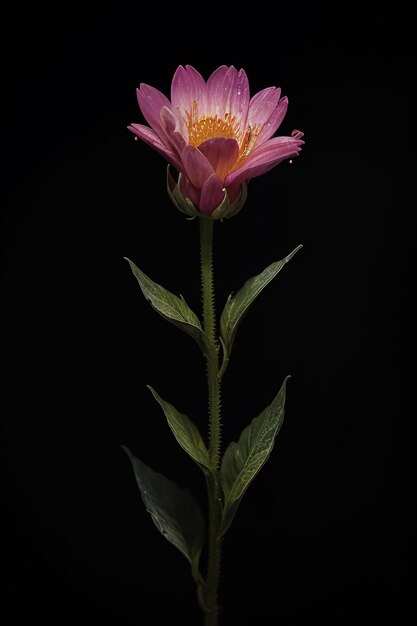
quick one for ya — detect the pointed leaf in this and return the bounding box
[219,377,289,537]
[219,246,302,377]
[148,386,210,473]
[125,258,207,352]
[122,446,205,579]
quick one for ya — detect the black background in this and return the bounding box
[2,2,415,625]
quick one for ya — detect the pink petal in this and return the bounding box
[160,106,187,153]
[256,97,289,145]
[206,65,229,104]
[171,65,207,115]
[292,129,304,139]
[174,110,189,143]
[128,123,164,149]
[179,174,201,208]
[206,65,238,117]
[229,68,250,128]
[225,135,304,187]
[181,145,214,189]
[160,105,176,133]
[225,180,241,203]
[128,123,182,171]
[199,173,225,215]
[136,84,171,140]
[198,137,239,180]
[248,87,281,129]
[206,67,250,129]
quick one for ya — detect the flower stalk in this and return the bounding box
[199,217,222,624]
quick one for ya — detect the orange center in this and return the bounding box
[186,100,259,160]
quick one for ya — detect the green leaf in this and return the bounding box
[124,258,207,352]
[122,446,205,583]
[148,386,210,473]
[219,377,289,537]
[219,245,302,377]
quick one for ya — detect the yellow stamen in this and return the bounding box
[186,100,259,160]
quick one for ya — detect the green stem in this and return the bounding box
[199,218,222,626]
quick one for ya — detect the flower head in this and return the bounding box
[129,65,304,218]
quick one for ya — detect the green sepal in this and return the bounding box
[124,258,208,353]
[147,386,210,474]
[219,377,289,538]
[219,246,302,378]
[122,446,205,587]
[167,167,200,218]
[211,181,247,220]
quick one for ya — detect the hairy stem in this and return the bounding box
[199,218,222,626]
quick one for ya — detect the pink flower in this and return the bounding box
[129,65,304,218]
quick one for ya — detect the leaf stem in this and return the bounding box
[199,217,222,626]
